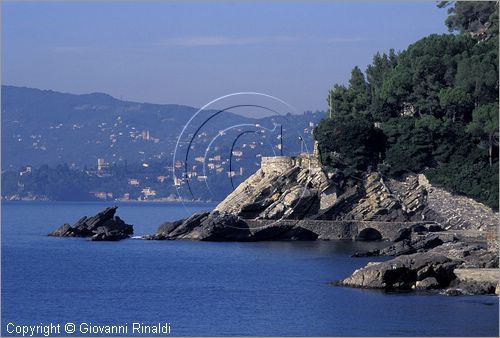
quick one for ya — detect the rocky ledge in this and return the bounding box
[338,233,499,295]
[144,211,317,241]
[49,206,133,241]
[337,251,460,291]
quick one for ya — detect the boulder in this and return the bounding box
[163,212,210,239]
[430,241,499,268]
[428,224,444,232]
[198,213,252,241]
[379,233,446,256]
[378,240,415,256]
[411,224,428,233]
[338,251,460,290]
[48,206,133,241]
[414,277,439,290]
[143,157,494,249]
[342,238,499,294]
[352,233,447,258]
[352,249,381,257]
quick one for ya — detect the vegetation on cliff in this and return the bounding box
[315,1,499,209]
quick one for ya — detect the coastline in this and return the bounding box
[11,153,500,297]
[0,198,219,205]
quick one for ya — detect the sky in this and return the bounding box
[2,1,450,113]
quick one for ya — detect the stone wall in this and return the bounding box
[244,219,355,240]
[260,156,295,174]
[244,218,432,241]
[260,155,323,175]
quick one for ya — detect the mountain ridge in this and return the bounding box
[2,85,322,170]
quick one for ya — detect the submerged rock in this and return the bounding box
[48,206,133,241]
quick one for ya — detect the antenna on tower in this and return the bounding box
[328,90,333,119]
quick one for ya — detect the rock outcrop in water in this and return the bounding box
[49,206,133,241]
[148,154,497,244]
[145,211,317,241]
[337,240,499,294]
[340,228,499,295]
[147,154,499,294]
[149,155,438,242]
[338,251,460,290]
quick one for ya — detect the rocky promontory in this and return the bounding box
[146,154,498,294]
[49,206,133,241]
[149,155,440,241]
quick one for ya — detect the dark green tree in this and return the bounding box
[382,34,475,118]
[438,87,473,122]
[455,39,499,106]
[327,66,371,119]
[466,102,499,166]
[316,1,499,208]
[315,116,385,175]
[379,117,435,176]
[438,1,498,39]
[327,84,351,118]
[348,66,371,116]
[366,50,398,121]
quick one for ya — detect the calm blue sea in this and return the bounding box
[1,201,499,337]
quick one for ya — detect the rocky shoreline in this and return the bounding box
[48,155,499,295]
[339,230,498,295]
[141,155,498,295]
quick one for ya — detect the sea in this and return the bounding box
[1,201,499,337]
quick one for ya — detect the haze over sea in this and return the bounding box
[2,201,498,336]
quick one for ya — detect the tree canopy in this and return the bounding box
[439,1,498,38]
[315,1,499,209]
[315,115,385,175]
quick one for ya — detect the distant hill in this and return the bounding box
[1,85,324,201]
[1,85,323,169]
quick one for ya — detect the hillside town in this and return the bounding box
[2,119,319,202]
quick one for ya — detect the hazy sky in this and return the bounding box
[2,1,449,112]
